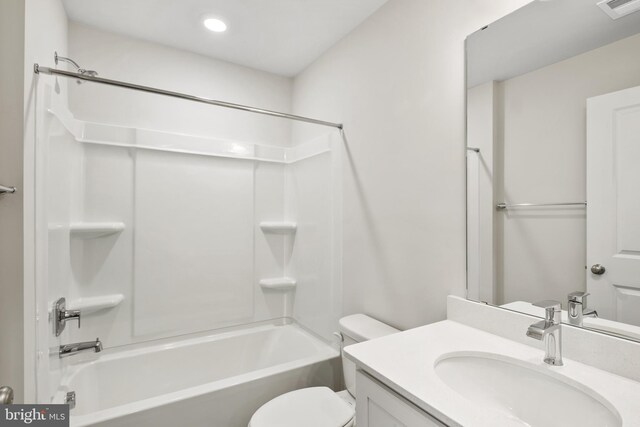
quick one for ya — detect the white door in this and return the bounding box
[587,85,640,326]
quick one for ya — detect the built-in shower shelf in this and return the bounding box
[259,277,297,291]
[70,222,125,239]
[67,294,124,314]
[259,222,297,233]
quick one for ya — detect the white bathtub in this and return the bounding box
[56,322,341,427]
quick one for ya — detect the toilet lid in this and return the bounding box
[249,387,355,427]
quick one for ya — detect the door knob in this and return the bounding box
[591,264,606,275]
[0,386,14,404]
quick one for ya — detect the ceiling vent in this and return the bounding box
[597,0,640,19]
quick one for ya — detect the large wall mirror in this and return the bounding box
[465,0,640,342]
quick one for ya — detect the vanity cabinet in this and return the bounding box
[356,370,446,427]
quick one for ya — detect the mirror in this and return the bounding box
[465,0,640,342]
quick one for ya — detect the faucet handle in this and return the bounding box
[54,297,82,336]
[64,309,81,329]
[533,300,562,323]
[568,291,589,304]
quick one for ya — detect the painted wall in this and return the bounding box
[67,22,293,146]
[291,0,530,330]
[496,33,640,306]
[0,0,25,404]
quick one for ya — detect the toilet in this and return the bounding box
[249,314,399,427]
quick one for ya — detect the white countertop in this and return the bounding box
[344,320,640,427]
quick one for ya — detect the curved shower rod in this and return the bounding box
[33,57,343,130]
[54,51,99,83]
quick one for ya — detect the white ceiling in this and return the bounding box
[467,0,640,88]
[62,0,389,77]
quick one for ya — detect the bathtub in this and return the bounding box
[55,321,341,427]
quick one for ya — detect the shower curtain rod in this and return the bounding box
[33,64,343,130]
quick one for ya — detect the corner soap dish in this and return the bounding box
[259,222,297,233]
[67,294,124,314]
[259,277,297,291]
[70,222,125,239]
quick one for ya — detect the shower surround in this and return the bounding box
[32,23,343,424]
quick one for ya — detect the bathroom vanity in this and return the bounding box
[345,296,640,427]
[400,0,640,423]
[354,371,444,427]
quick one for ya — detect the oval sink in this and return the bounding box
[435,352,621,427]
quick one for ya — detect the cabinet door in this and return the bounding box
[356,370,446,427]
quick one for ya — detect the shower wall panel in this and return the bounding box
[253,162,293,317]
[68,144,134,346]
[133,151,255,337]
[286,134,342,342]
[40,107,83,403]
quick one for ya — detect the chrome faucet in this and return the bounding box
[54,297,81,337]
[526,300,563,366]
[568,291,598,326]
[59,338,103,358]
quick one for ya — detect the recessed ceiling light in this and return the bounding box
[204,18,227,33]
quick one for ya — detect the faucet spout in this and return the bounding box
[526,320,550,340]
[59,338,103,358]
[527,301,563,366]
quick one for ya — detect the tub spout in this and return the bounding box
[59,338,103,358]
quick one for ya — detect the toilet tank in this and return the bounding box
[338,314,399,396]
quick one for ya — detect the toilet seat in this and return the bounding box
[249,387,355,427]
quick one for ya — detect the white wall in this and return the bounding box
[68,22,293,146]
[0,0,25,403]
[291,0,530,330]
[496,33,640,306]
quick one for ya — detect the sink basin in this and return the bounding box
[435,352,621,427]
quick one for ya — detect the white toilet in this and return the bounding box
[249,314,399,427]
